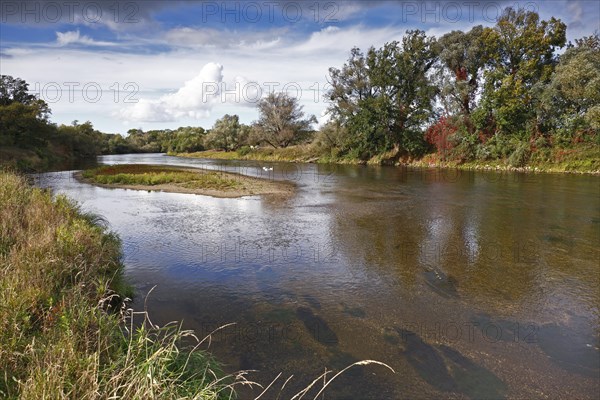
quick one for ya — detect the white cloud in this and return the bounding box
[292,25,405,54]
[163,27,288,50]
[2,24,409,130]
[120,62,224,122]
[56,30,115,47]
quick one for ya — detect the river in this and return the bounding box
[33,153,600,399]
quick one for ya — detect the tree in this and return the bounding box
[540,33,600,139]
[170,126,206,153]
[370,31,438,151]
[326,30,437,158]
[254,93,317,148]
[437,26,486,117]
[55,121,105,158]
[0,102,54,147]
[327,47,373,123]
[480,8,566,136]
[204,114,246,151]
[0,75,52,147]
[0,75,39,107]
[312,120,349,153]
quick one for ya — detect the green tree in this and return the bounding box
[312,120,349,153]
[327,47,373,123]
[171,126,206,153]
[204,115,245,151]
[540,33,600,139]
[55,121,104,158]
[327,31,437,158]
[0,75,41,108]
[437,26,486,117]
[0,102,53,147]
[480,7,566,136]
[0,75,52,147]
[254,93,317,148]
[370,31,438,153]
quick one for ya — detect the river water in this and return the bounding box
[33,153,599,399]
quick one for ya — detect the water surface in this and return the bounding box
[34,153,600,399]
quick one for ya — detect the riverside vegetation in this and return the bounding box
[0,170,242,399]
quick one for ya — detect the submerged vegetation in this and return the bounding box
[0,170,242,398]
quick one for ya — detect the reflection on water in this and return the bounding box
[33,153,600,399]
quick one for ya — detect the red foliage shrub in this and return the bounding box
[425,117,458,158]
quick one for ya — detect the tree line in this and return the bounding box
[1,7,598,170]
[323,8,598,165]
[126,7,599,166]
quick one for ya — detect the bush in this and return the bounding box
[484,134,513,159]
[425,116,458,159]
[445,125,478,162]
[507,141,531,167]
[237,145,252,156]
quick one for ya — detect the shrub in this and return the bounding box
[425,116,457,160]
[237,145,251,156]
[507,141,531,167]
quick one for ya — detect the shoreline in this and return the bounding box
[75,165,295,198]
[173,151,600,176]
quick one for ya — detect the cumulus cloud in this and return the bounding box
[119,62,260,123]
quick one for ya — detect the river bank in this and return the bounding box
[78,164,295,198]
[173,143,600,174]
[0,170,237,398]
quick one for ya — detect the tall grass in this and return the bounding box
[0,171,244,399]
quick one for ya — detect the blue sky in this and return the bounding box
[1,0,599,134]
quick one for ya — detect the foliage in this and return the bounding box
[507,141,531,167]
[55,121,107,159]
[479,7,566,135]
[437,26,486,117]
[204,114,249,151]
[425,116,458,159]
[253,92,317,148]
[118,127,207,154]
[539,33,600,141]
[312,120,349,153]
[327,30,437,159]
[0,76,109,170]
[237,145,252,156]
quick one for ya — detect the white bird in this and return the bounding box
[262,167,273,172]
